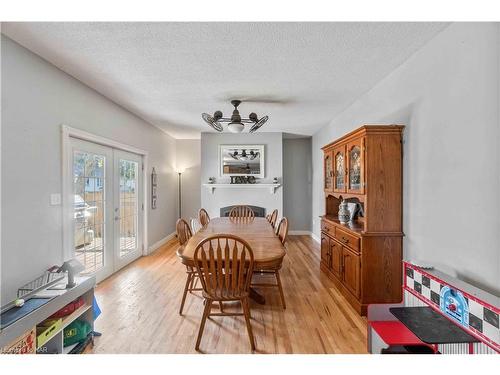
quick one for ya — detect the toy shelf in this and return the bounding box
[36,303,92,351]
[0,276,95,355]
[63,342,80,354]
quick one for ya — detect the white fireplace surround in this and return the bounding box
[201,185,283,220]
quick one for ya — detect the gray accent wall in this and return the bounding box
[283,137,312,232]
[1,36,179,305]
[200,132,283,219]
[311,23,500,296]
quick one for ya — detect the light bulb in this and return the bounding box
[228,122,244,133]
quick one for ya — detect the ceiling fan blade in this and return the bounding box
[216,93,294,105]
[202,113,223,132]
[249,115,268,133]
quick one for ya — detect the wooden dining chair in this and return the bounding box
[198,208,210,227]
[277,217,289,245]
[193,234,256,351]
[176,218,202,315]
[229,205,255,219]
[265,214,271,222]
[177,218,192,246]
[190,217,202,234]
[269,209,278,228]
[251,217,288,309]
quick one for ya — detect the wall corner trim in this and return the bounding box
[311,232,320,243]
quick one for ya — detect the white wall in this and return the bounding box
[283,137,312,232]
[312,23,500,295]
[176,139,201,220]
[200,132,283,218]
[1,36,178,304]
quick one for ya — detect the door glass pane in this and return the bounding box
[73,151,105,274]
[335,151,345,190]
[119,159,138,258]
[349,146,362,190]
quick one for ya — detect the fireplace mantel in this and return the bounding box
[202,183,281,194]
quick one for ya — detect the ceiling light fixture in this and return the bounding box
[202,100,269,133]
[229,149,259,161]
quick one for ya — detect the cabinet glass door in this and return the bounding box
[333,146,346,192]
[324,151,333,191]
[347,139,364,194]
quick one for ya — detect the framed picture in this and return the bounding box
[219,145,265,178]
[151,168,157,209]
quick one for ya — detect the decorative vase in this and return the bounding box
[338,200,350,225]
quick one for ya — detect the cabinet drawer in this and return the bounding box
[335,227,360,253]
[321,220,335,236]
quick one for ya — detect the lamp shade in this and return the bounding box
[228,122,244,133]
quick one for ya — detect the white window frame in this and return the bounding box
[61,125,149,262]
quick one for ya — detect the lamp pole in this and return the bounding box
[178,172,182,219]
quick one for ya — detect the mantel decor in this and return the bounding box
[230,176,256,184]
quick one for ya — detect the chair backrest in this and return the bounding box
[193,234,254,298]
[199,208,210,227]
[190,217,202,234]
[176,218,192,246]
[265,214,271,222]
[269,209,278,228]
[229,205,255,219]
[277,217,289,245]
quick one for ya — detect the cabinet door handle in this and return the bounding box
[341,236,349,244]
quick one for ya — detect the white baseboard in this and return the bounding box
[288,230,320,243]
[289,230,312,236]
[148,231,176,254]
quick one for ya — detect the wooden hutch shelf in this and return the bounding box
[320,125,404,315]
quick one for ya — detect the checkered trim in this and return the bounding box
[404,262,499,353]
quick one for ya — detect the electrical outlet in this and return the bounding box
[50,193,61,206]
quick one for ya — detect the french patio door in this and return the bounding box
[70,138,144,282]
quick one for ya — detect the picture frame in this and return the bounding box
[151,167,157,209]
[219,145,265,178]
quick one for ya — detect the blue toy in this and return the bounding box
[440,286,469,327]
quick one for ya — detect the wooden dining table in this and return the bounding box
[178,217,286,304]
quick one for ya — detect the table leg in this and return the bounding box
[249,287,266,304]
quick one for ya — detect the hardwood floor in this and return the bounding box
[89,235,367,354]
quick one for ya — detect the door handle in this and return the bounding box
[115,216,121,221]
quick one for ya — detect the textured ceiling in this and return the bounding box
[2,22,448,138]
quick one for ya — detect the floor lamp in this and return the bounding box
[176,168,185,219]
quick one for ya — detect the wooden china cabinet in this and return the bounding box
[320,125,404,315]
